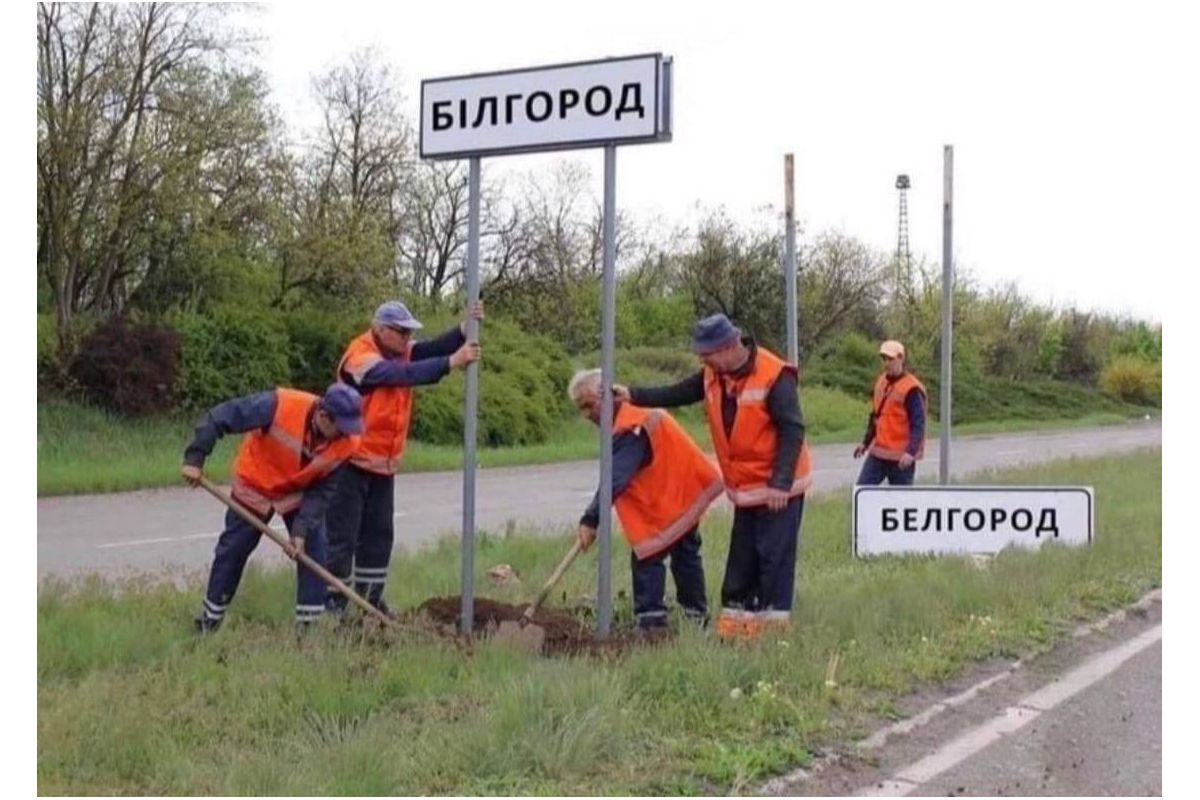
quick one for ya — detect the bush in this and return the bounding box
[282,311,362,394]
[1099,357,1161,406]
[803,332,879,399]
[68,318,181,415]
[407,317,574,447]
[173,310,291,411]
[616,291,694,349]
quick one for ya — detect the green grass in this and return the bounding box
[37,389,1151,496]
[38,450,1161,794]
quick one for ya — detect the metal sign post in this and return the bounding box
[940,145,954,485]
[459,156,482,634]
[784,154,798,364]
[420,54,672,638]
[597,144,617,637]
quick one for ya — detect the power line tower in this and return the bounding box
[894,173,912,294]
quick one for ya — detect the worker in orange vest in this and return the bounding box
[570,369,723,630]
[181,383,364,633]
[616,314,813,639]
[853,340,927,486]
[324,300,482,617]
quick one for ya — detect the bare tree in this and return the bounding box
[392,159,471,299]
[263,48,409,307]
[37,2,255,352]
[309,47,410,223]
[797,231,887,357]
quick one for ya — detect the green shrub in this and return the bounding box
[616,292,694,349]
[1099,356,1161,406]
[408,317,574,447]
[173,310,291,411]
[282,311,362,394]
[803,332,879,399]
[594,346,699,387]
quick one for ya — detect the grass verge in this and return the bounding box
[38,449,1161,794]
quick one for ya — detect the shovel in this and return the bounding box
[197,476,396,630]
[495,539,584,652]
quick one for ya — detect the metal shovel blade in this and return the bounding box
[495,618,546,653]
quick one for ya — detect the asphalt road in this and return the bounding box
[771,594,1163,796]
[910,640,1161,796]
[37,422,1160,580]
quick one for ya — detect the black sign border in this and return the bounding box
[419,53,668,160]
[851,485,1095,558]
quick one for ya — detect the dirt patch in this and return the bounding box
[414,595,667,656]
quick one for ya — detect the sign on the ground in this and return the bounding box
[853,486,1094,557]
[420,53,672,159]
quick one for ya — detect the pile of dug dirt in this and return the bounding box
[415,596,668,656]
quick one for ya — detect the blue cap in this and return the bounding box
[692,313,742,354]
[321,383,364,435]
[374,300,424,331]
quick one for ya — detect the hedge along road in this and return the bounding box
[37,422,1160,580]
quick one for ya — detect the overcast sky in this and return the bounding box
[242,0,1194,321]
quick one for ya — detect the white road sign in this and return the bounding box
[420,53,672,159]
[853,486,1095,557]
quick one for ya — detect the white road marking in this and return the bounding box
[97,524,287,549]
[856,667,1021,750]
[761,592,1163,796]
[99,514,406,548]
[856,624,1162,795]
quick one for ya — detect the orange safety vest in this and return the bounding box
[612,403,725,560]
[231,388,359,515]
[338,331,415,475]
[868,372,927,461]
[703,346,813,508]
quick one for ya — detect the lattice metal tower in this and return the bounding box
[894,174,912,289]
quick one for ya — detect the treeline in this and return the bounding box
[37,3,1161,432]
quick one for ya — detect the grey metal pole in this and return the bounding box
[460,156,481,634]
[784,153,798,364]
[939,145,954,485]
[597,144,617,638]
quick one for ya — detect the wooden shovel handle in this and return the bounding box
[522,539,584,621]
[197,476,395,629]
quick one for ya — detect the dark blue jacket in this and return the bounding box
[342,326,466,392]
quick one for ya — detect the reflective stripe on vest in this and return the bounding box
[723,474,813,507]
[339,332,414,475]
[231,388,357,515]
[230,477,302,516]
[612,405,724,560]
[868,372,926,461]
[703,346,814,508]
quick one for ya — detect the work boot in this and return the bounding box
[740,616,767,641]
[193,613,222,634]
[715,611,746,641]
[759,612,792,638]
